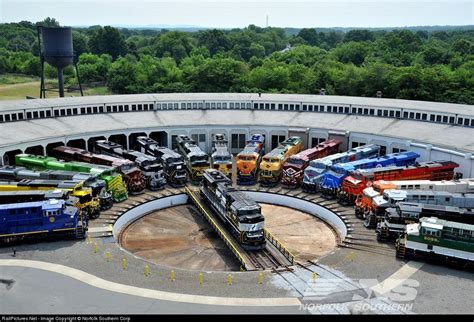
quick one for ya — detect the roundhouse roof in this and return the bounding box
[1,93,473,115]
[0,109,472,153]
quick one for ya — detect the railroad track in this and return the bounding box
[247,246,284,270]
[239,183,396,258]
[88,181,393,260]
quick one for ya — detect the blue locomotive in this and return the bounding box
[0,199,87,244]
[302,144,380,192]
[319,151,420,198]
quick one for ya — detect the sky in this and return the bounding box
[0,0,473,28]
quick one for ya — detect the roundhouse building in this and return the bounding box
[0,93,473,177]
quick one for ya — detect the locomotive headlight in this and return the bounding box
[176,165,182,169]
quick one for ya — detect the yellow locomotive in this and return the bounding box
[258,136,303,185]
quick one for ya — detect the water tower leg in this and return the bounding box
[57,68,64,97]
[40,58,45,99]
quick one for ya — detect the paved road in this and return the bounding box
[0,266,304,314]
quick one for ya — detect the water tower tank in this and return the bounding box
[41,27,74,68]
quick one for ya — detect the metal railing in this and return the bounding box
[185,187,248,270]
[264,228,295,265]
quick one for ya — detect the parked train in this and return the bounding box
[319,151,420,199]
[211,134,233,178]
[176,135,210,182]
[0,190,70,204]
[0,190,82,214]
[395,217,474,266]
[201,169,266,250]
[51,146,146,195]
[358,178,474,227]
[281,139,341,189]
[377,201,474,241]
[0,165,110,211]
[135,136,187,187]
[94,140,166,191]
[15,154,127,203]
[339,161,459,205]
[302,144,380,192]
[0,199,87,244]
[236,134,265,185]
[259,136,303,186]
[0,179,101,219]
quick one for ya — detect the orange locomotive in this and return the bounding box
[236,134,265,185]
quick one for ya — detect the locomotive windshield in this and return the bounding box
[238,155,255,161]
[312,162,327,169]
[331,165,346,174]
[166,157,182,165]
[238,210,264,224]
[79,194,92,203]
[148,164,161,171]
[214,156,231,162]
[140,160,153,168]
[288,158,304,165]
[120,163,133,171]
[190,155,209,164]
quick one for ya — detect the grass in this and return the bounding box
[0,74,111,100]
[0,74,39,85]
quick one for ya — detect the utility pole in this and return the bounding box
[266,15,269,28]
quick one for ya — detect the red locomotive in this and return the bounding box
[51,146,147,195]
[339,160,459,205]
[281,139,341,188]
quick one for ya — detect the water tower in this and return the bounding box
[37,26,83,98]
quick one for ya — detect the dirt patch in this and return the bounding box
[120,205,240,271]
[120,203,338,271]
[261,203,337,262]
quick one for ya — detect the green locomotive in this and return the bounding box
[15,154,128,204]
[396,217,474,267]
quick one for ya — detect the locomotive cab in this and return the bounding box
[234,203,266,249]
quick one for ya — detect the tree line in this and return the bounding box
[0,18,473,104]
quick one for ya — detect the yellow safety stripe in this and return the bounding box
[0,230,49,237]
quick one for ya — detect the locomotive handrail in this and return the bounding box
[263,228,295,265]
[185,186,249,270]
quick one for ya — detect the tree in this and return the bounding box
[77,53,112,83]
[197,29,230,55]
[363,62,393,97]
[154,31,195,62]
[188,55,248,92]
[107,55,137,93]
[35,17,60,27]
[72,31,90,60]
[420,40,451,65]
[297,28,319,46]
[452,39,473,55]
[344,29,375,43]
[246,60,290,91]
[89,26,127,60]
[331,41,369,66]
